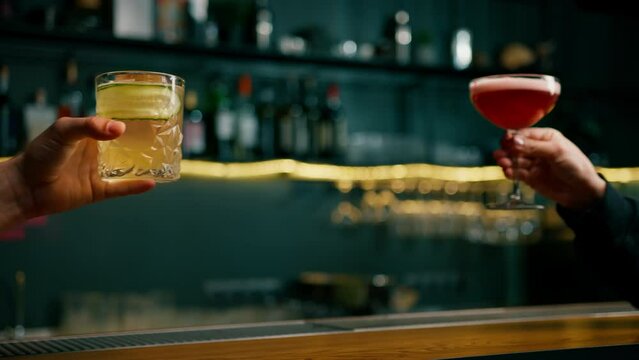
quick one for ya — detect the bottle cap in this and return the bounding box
[395,10,409,25]
[327,83,340,99]
[35,88,47,105]
[15,270,25,285]
[238,74,252,97]
[185,90,198,110]
[66,59,78,85]
[0,65,8,92]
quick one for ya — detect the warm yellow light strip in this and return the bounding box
[597,167,639,184]
[180,160,639,184]
[180,159,297,180]
[2,156,639,183]
[181,160,507,182]
[289,162,505,182]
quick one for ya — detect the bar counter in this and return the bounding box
[2,302,638,359]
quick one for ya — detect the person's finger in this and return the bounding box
[502,127,561,149]
[103,180,156,199]
[512,168,531,182]
[493,149,509,161]
[501,167,514,180]
[516,136,563,159]
[48,116,125,146]
[515,127,560,141]
[512,157,534,169]
[494,150,535,169]
[499,137,524,158]
[496,157,512,169]
[500,129,561,159]
[23,117,125,181]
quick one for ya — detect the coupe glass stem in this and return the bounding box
[509,129,522,202]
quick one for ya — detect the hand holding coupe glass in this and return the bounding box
[493,127,606,210]
[469,74,561,209]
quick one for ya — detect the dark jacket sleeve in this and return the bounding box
[557,182,639,307]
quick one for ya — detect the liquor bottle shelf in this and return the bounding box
[0,24,492,80]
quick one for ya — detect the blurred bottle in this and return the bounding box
[238,0,273,49]
[302,76,322,160]
[208,0,252,47]
[414,30,438,67]
[256,83,276,159]
[235,74,259,161]
[156,0,188,44]
[255,0,273,51]
[321,84,347,163]
[315,87,334,161]
[202,76,228,159]
[536,40,556,73]
[276,77,301,158]
[24,88,57,143]
[84,77,97,117]
[0,64,20,156]
[63,0,112,34]
[113,0,154,40]
[188,0,219,47]
[0,0,14,22]
[0,64,10,155]
[394,10,412,65]
[13,270,26,339]
[203,78,226,159]
[451,28,472,70]
[22,2,59,30]
[213,80,236,162]
[332,85,348,163]
[58,59,84,118]
[379,10,411,64]
[183,90,207,159]
[293,80,310,160]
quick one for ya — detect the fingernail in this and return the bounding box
[514,135,525,146]
[106,121,125,135]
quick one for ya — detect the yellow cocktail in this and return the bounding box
[96,71,184,182]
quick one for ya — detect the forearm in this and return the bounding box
[0,156,31,230]
[558,183,639,305]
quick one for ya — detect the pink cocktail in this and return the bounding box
[469,74,561,209]
[470,76,560,129]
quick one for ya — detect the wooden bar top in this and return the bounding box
[7,302,639,359]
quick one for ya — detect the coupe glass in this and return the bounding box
[469,74,561,209]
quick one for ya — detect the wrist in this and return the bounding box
[564,173,607,210]
[581,173,607,209]
[589,174,607,201]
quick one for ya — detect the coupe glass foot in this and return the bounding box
[484,199,544,210]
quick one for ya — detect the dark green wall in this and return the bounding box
[1,179,521,328]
